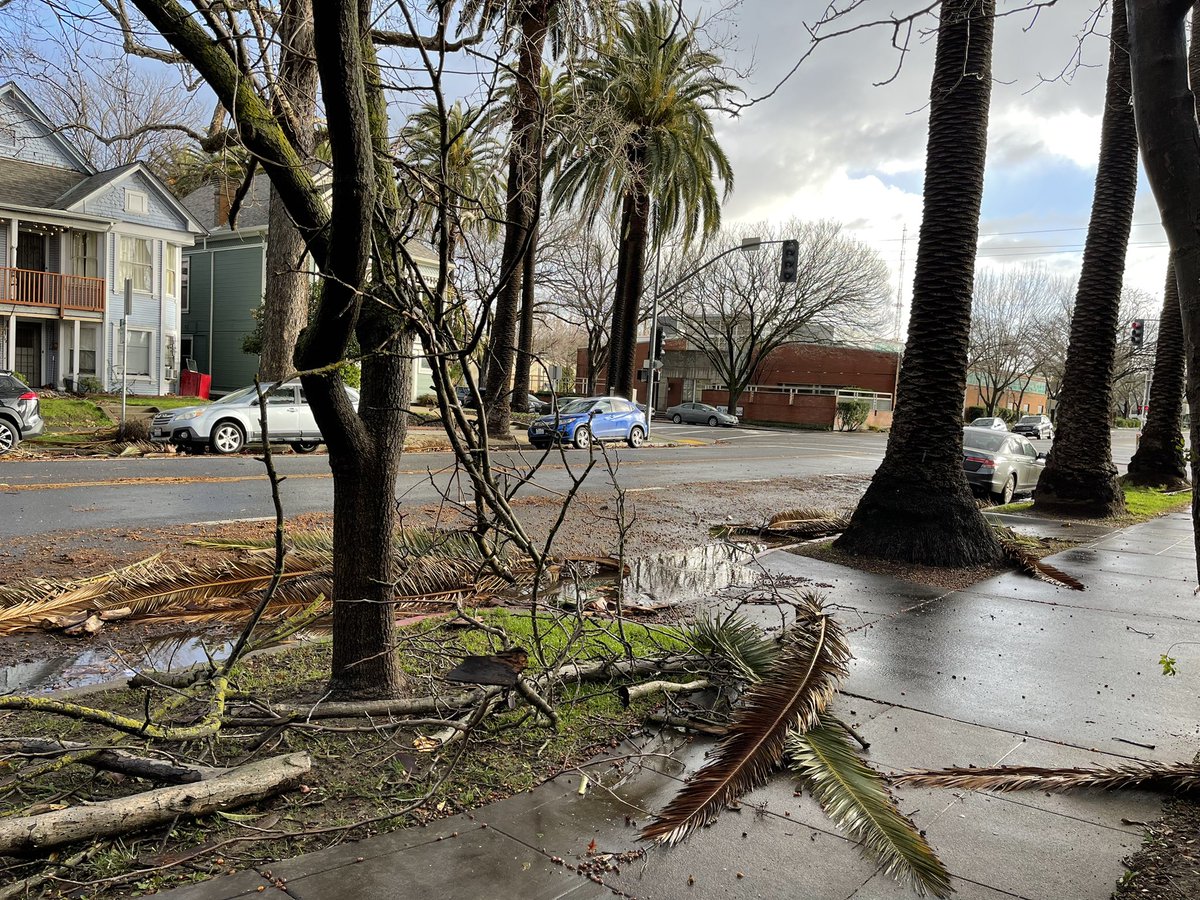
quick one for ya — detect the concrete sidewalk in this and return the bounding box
[162,514,1200,900]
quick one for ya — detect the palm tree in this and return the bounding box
[550,0,734,398]
[1032,1,1136,517]
[397,99,504,268]
[1125,258,1189,488]
[834,0,1001,567]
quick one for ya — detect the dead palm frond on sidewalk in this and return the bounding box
[643,600,953,898]
[895,761,1200,795]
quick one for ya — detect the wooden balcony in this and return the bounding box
[0,267,105,316]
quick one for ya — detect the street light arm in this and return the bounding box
[651,239,789,306]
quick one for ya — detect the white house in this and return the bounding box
[0,82,204,395]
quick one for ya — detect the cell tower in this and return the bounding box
[893,224,907,343]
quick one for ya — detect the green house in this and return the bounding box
[181,174,437,397]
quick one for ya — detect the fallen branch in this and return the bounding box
[618,678,711,706]
[644,712,729,737]
[0,738,214,784]
[0,752,311,856]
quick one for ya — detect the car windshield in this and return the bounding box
[1018,416,1040,424]
[214,386,261,405]
[963,430,1007,452]
[556,399,596,416]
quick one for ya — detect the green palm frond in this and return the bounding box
[895,762,1200,795]
[641,595,850,844]
[787,721,953,898]
[687,614,779,682]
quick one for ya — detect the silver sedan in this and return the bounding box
[666,402,739,427]
[962,426,1046,504]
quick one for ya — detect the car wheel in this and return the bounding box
[707,416,718,426]
[672,413,682,424]
[993,473,1017,505]
[0,419,17,455]
[290,441,320,454]
[210,421,246,455]
[627,425,645,448]
[572,426,592,450]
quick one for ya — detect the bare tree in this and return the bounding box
[968,265,1075,416]
[664,220,889,415]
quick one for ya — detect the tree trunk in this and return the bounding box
[1034,0,1136,517]
[511,222,539,410]
[1126,257,1189,487]
[611,183,650,398]
[484,6,548,437]
[1126,0,1200,578]
[606,193,635,395]
[834,0,1001,567]
[259,0,317,381]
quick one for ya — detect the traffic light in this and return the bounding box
[778,239,799,283]
[1131,318,1145,350]
[653,325,666,360]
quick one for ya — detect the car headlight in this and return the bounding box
[173,409,205,421]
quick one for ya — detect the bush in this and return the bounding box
[997,408,1019,424]
[964,405,986,423]
[835,398,871,432]
[1115,417,1141,429]
[77,375,104,394]
[413,392,438,407]
[338,362,361,389]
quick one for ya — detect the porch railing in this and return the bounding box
[0,267,106,314]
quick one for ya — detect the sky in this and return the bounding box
[690,0,1167,338]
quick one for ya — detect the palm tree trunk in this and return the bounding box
[511,222,539,410]
[1033,0,1136,517]
[834,0,1001,567]
[613,184,651,398]
[1126,258,1189,487]
[483,3,548,437]
[606,193,635,395]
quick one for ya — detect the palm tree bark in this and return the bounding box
[1033,1,1135,517]
[1125,257,1188,488]
[259,0,317,382]
[483,2,548,437]
[1126,0,1200,577]
[834,0,1001,566]
[606,193,635,394]
[611,177,651,398]
[511,222,539,410]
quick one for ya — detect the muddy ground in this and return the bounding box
[0,472,871,676]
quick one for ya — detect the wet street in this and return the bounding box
[0,426,1140,537]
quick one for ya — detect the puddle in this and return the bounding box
[557,541,763,610]
[2,633,236,695]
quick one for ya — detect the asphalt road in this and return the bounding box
[0,425,1143,538]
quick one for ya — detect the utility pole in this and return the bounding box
[892,224,907,410]
[121,279,131,431]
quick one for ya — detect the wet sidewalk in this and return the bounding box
[161,514,1200,900]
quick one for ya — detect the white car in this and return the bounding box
[150,382,359,454]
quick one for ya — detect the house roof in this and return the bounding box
[52,162,139,210]
[55,161,206,235]
[0,158,88,208]
[181,173,273,232]
[0,82,95,175]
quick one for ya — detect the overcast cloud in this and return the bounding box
[692,1,1165,334]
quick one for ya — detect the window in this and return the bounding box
[612,399,635,412]
[72,232,98,278]
[181,334,194,366]
[165,245,179,297]
[180,257,190,313]
[125,329,151,377]
[79,327,97,375]
[119,236,152,293]
[124,189,148,215]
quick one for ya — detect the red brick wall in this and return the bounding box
[702,389,836,428]
[756,345,899,395]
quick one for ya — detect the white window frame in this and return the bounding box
[180,256,190,313]
[124,189,148,215]
[165,244,179,297]
[78,325,98,376]
[119,236,153,294]
[125,328,153,377]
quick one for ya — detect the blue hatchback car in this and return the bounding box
[527,396,646,450]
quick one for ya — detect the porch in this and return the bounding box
[0,266,105,315]
[0,315,101,390]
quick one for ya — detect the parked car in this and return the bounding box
[527,396,645,450]
[969,417,1009,431]
[665,401,739,427]
[150,382,359,454]
[0,371,44,454]
[962,426,1046,503]
[521,393,548,413]
[455,387,547,413]
[1012,414,1054,440]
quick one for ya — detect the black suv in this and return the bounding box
[0,371,44,454]
[1012,414,1054,441]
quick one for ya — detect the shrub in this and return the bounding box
[964,405,986,423]
[413,392,438,407]
[77,376,104,394]
[997,408,1019,424]
[835,398,871,432]
[338,362,361,389]
[1115,417,1141,429]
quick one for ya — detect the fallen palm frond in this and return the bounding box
[894,761,1200,795]
[717,507,851,540]
[0,530,547,636]
[641,595,851,844]
[687,613,780,682]
[993,527,1085,591]
[788,721,952,898]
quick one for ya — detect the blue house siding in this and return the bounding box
[0,95,79,170]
